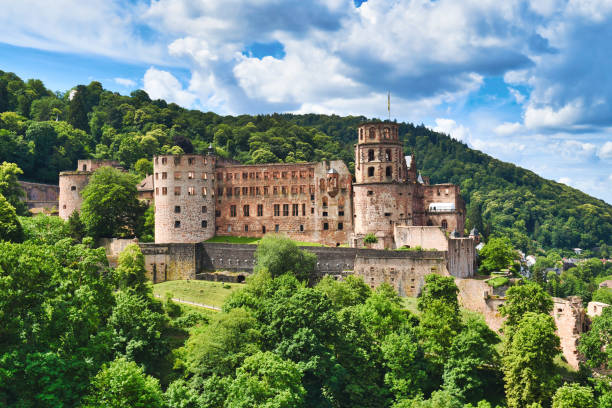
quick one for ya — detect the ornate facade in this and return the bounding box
[59,122,465,248]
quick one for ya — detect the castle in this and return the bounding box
[59,121,468,251]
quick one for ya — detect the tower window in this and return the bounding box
[188,158,194,165]
[162,187,167,195]
[174,220,180,228]
[322,197,328,207]
[188,187,195,195]
[386,166,392,177]
[384,127,390,139]
[174,187,181,195]
[202,206,207,213]
[368,167,375,177]
[360,128,363,140]
[368,149,375,161]
[188,171,194,179]
[385,149,391,161]
[174,206,181,213]
[71,186,76,191]
[323,222,329,230]
[338,222,343,230]
[369,127,375,139]
[202,220,207,228]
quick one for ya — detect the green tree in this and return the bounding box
[82,357,164,408]
[20,213,69,244]
[578,306,612,369]
[115,243,150,295]
[67,85,90,132]
[253,235,316,281]
[80,166,145,239]
[499,281,553,331]
[67,210,86,242]
[502,312,561,408]
[225,351,306,408]
[552,383,595,408]
[134,157,153,178]
[382,328,429,401]
[0,193,23,242]
[479,237,516,273]
[315,274,371,310]
[0,161,27,214]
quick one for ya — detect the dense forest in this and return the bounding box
[0,69,610,252]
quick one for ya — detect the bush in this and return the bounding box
[487,276,509,288]
[364,233,378,245]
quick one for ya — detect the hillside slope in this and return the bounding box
[0,70,610,251]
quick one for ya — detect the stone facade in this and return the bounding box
[58,121,468,256]
[587,301,609,317]
[18,181,59,210]
[552,296,587,369]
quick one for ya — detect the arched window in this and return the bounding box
[369,127,375,139]
[386,166,392,177]
[441,220,448,230]
[383,127,390,138]
[385,149,391,161]
[368,167,375,177]
[368,149,375,161]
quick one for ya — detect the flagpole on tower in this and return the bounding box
[387,91,391,121]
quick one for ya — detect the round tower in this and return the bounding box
[58,172,90,220]
[352,122,410,248]
[154,154,216,243]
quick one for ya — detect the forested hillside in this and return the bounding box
[0,69,610,251]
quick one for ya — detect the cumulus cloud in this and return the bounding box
[143,67,197,107]
[433,118,471,143]
[494,122,523,136]
[598,141,612,160]
[558,177,572,185]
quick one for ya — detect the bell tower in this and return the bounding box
[352,122,411,249]
[354,122,407,184]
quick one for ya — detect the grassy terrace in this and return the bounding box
[204,236,324,246]
[153,280,243,308]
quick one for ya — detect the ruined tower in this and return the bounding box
[352,122,411,248]
[153,154,216,243]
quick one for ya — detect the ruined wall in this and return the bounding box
[552,297,587,369]
[455,278,506,332]
[394,225,449,250]
[587,301,610,317]
[448,237,475,278]
[139,243,199,282]
[18,181,59,209]
[58,172,90,219]
[215,160,352,246]
[77,159,121,172]
[153,154,216,243]
[354,252,448,296]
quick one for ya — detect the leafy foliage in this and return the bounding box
[253,234,316,281]
[0,192,23,242]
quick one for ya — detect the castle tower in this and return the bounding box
[352,122,411,248]
[153,154,216,243]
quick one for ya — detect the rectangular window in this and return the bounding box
[300,225,304,231]
[281,171,287,178]
[323,222,329,230]
[162,187,167,195]
[174,157,180,165]
[275,224,279,232]
[188,157,194,165]
[243,205,250,217]
[202,172,207,179]
[202,206,207,213]
[235,187,240,196]
[215,210,220,217]
[338,211,344,217]
[218,188,223,196]
[273,186,278,195]
[264,186,269,195]
[201,220,207,228]
[71,185,76,191]
[230,205,237,217]
[310,194,315,201]
[188,171,194,179]
[257,204,263,216]
[155,187,159,196]
[264,172,269,179]
[202,187,207,196]
[283,204,289,216]
[174,220,180,228]
[227,225,232,232]
[282,186,287,195]
[188,187,195,196]
[217,173,223,180]
[174,172,181,179]
[292,204,299,216]
[244,225,249,232]
[274,204,280,216]
[338,222,343,230]
[162,172,167,179]
[174,206,181,213]
[243,172,248,179]
[242,187,248,196]
[302,204,306,216]
[161,157,167,164]
[155,173,158,180]
[174,187,181,195]
[227,187,232,197]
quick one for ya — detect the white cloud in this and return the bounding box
[143,67,196,107]
[494,122,523,136]
[597,141,612,160]
[114,77,137,87]
[552,139,597,161]
[524,100,584,129]
[558,177,572,185]
[508,87,526,104]
[433,118,471,143]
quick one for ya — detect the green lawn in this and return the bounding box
[153,280,243,308]
[204,235,323,246]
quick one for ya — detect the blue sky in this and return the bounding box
[0,0,611,203]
